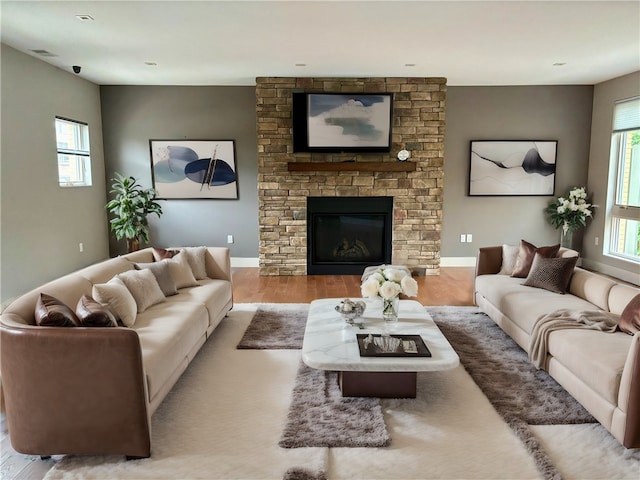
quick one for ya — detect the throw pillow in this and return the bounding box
[523,254,578,294]
[75,294,118,327]
[117,269,166,313]
[134,261,178,296]
[152,247,179,262]
[498,244,519,275]
[618,293,640,335]
[183,246,208,280]
[92,277,137,327]
[511,240,561,278]
[35,293,80,327]
[165,251,199,289]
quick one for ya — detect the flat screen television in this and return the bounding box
[292,92,393,153]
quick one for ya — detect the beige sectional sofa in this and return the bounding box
[475,243,640,448]
[0,246,233,458]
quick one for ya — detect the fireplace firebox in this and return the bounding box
[307,196,393,275]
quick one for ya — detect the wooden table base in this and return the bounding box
[338,371,417,398]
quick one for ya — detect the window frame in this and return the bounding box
[605,97,640,264]
[55,116,92,188]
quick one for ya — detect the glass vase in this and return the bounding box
[382,296,400,323]
[560,230,573,249]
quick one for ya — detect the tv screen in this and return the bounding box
[293,92,393,153]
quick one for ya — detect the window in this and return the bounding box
[55,116,92,187]
[607,97,640,262]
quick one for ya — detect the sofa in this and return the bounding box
[474,241,640,448]
[0,246,233,459]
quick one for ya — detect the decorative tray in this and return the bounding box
[356,334,432,357]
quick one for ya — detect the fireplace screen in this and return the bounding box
[307,197,392,275]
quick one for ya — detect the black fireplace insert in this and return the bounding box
[307,196,393,275]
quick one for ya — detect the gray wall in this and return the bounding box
[583,71,640,283]
[1,45,109,303]
[442,85,594,260]
[100,86,258,258]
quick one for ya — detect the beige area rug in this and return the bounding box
[43,304,639,480]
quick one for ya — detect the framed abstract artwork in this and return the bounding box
[149,140,238,199]
[468,140,557,196]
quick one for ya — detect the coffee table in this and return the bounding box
[302,298,459,398]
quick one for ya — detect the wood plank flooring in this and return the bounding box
[0,266,476,480]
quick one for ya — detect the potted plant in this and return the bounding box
[106,173,163,252]
[545,186,596,249]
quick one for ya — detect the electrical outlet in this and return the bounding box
[595,236,599,246]
[227,235,234,244]
[79,242,84,253]
[460,234,466,243]
[466,234,473,243]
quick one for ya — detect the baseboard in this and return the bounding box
[440,257,477,267]
[231,257,259,268]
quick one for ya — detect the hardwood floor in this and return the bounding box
[231,266,476,306]
[1,266,476,480]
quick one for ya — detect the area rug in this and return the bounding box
[279,362,390,448]
[237,303,308,349]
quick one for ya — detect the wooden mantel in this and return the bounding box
[287,161,417,172]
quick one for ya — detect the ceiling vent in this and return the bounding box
[30,49,57,57]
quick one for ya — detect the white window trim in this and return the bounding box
[55,116,92,188]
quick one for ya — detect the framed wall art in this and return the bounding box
[468,140,557,196]
[149,140,238,199]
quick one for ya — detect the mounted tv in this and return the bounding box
[292,92,393,153]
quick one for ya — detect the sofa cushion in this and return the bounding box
[163,278,233,329]
[117,269,166,313]
[547,328,631,405]
[75,295,118,327]
[92,277,137,327]
[134,261,178,296]
[568,268,617,311]
[523,254,578,294]
[511,240,560,278]
[165,252,199,289]
[133,301,209,402]
[35,293,80,327]
[618,294,640,335]
[498,244,519,275]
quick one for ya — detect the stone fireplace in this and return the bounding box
[256,77,446,276]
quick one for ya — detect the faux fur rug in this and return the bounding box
[279,362,390,449]
[237,303,309,349]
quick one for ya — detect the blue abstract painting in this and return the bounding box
[150,140,238,199]
[469,141,557,196]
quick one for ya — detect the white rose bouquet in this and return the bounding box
[361,267,418,321]
[545,186,596,234]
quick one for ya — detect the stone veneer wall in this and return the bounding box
[256,77,446,275]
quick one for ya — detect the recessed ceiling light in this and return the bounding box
[553,62,566,67]
[75,14,94,21]
[144,62,158,66]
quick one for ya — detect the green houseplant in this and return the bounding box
[106,173,163,252]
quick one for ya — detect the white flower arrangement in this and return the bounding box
[360,267,419,300]
[545,186,596,234]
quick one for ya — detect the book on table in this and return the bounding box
[356,334,432,357]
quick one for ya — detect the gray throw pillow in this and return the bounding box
[135,261,178,296]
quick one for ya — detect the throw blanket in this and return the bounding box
[529,309,620,369]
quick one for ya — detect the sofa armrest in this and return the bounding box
[617,331,640,448]
[205,247,231,281]
[0,323,151,457]
[476,246,503,276]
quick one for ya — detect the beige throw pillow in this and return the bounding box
[134,261,178,296]
[92,277,137,327]
[165,251,199,289]
[183,246,208,280]
[117,269,166,313]
[498,244,519,275]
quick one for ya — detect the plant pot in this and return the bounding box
[127,238,140,253]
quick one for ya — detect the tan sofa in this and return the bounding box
[0,246,233,458]
[475,245,640,448]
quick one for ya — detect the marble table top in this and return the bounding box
[302,298,460,372]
